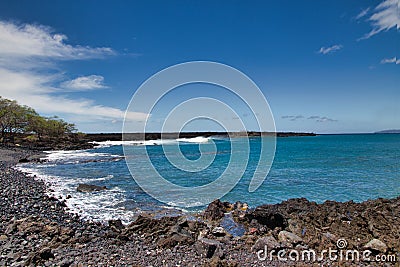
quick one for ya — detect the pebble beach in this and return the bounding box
[0,146,399,266]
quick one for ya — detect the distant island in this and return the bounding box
[375,129,400,134]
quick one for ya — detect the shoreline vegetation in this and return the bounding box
[0,146,399,266]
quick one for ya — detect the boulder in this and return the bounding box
[18,158,30,163]
[195,238,224,258]
[251,236,280,252]
[5,222,17,235]
[212,227,227,237]
[26,247,54,265]
[38,247,54,260]
[157,233,193,248]
[364,238,387,253]
[246,205,287,229]
[108,219,124,230]
[278,230,302,244]
[77,184,107,193]
[203,199,232,221]
[234,201,248,211]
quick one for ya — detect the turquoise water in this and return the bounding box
[19,134,400,221]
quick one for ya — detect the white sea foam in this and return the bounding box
[39,149,123,164]
[142,139,176,146]
[91,136,210,148]
[166,200,205,208]
[16,165,136,224]
[176,136,210,143]
[89,140,145,147]
[88,174,114,182]
[12,137,212,223]
[14,147,138,223]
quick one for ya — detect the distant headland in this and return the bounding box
[87,131,317,142]
[1,131,316,151]
[375,129,400,134]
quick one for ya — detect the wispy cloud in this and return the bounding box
[0,68,147,122]
[283,115,337,122]
[307,116,320,120]
[380,56,400,64]
[61,75,108,90]
[317,117,338,123]
[0,21,114,60]
[281,115,292,119]
[360,0,400,39]
[308,116,338,122]
[355,7,371,20]
[0,21,147,125]
[318,44,343,55]
[281,115,304,121]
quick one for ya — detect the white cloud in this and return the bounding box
[361,0,400,39]
[307,116,338,122]
[355,7,371,20]
[0,21,114,60]
[380,56,400,64]
[283,115,338,122]
[0,21,148,129]
[315,116,338,123]
[318,44,343,55]
[62,75,107,90]
[281,115,304,121]
[0,69,147,121]
[307,116,320,120]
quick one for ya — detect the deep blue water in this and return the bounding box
[18,134,400,222]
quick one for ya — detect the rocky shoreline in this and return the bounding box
[0,147,399,266]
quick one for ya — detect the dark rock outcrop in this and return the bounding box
[76,184,107,193]
[246,205,288,230]
[195,238,224,259]
[18,158,30,163]
[203,199,233,221]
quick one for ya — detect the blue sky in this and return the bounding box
[0,0,398,133]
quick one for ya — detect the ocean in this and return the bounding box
[17,134,400,223]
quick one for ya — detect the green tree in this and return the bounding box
[0,97,37,140]
[0,96,77,143]
[44,116,77,137]
[26,115,47,141]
